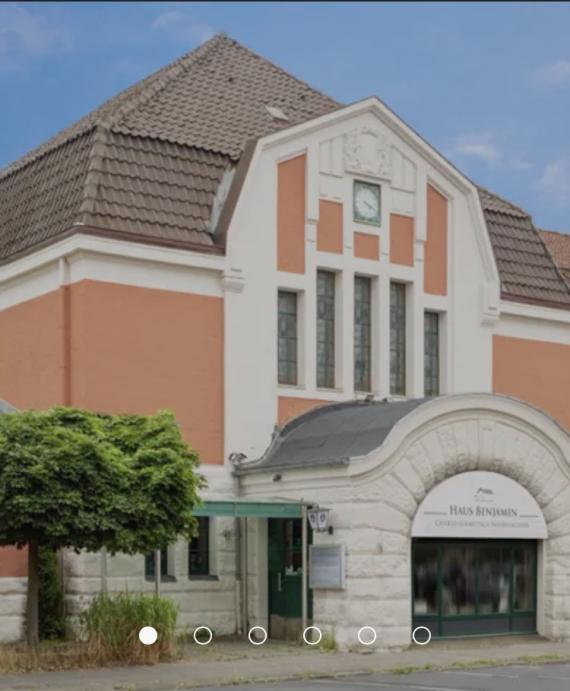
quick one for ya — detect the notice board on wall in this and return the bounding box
[309,544,346,589]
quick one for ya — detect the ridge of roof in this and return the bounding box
[0,35,227,182]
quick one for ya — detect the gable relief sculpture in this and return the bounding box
[344,126,392,180]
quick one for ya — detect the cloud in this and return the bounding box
[532,60,570,87]
[450,133,501,165]
[151,11,214,45]
[0,3,72,70]
[533,157,570,207]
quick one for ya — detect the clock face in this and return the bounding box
[354,181,381,225]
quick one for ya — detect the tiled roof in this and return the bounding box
[0,33,569,310]
[0,34,339,261]
[478,187,570,308]
[540,229,570,285]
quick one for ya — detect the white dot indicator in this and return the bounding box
[138,626,158,645]
[412,625,432,646]
[193,625,213,646]
[357,626,377,646]
[248,626,268,645]
[302,626,323,645]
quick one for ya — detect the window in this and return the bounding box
[145,548,168,580]
[316,271,336,388]
[278,291,298,385]
[189,517,210,576]
[390,282,406,395]
[424,311,440,396]
[354,276,372,392]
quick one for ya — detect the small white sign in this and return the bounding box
[412,471,547,539]
[309,544,345,589]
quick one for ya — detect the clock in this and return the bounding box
[354,180,381,226]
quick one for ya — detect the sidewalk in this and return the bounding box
[0,635,569,690]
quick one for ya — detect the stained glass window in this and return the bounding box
[424,311,440,396]
[317,271,335,388]
[278,291,298,385]
[354,276,372,392]
[390,282,406,395]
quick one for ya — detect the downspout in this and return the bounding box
[232,466,243,635]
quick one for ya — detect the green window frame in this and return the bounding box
[278,290,298,386]
[390,282,406,395]
[354,275,372,392]
[316,270,336,389]
[412,539,538,639]
[189,516,210,576]
[424,311,440,397]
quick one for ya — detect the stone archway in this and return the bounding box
[327,394,570,648]
[240,393,569,649]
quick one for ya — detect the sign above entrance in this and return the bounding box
[412,471,547,539]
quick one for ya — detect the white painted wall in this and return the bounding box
[223,101,502,467]
[0,578,26,643]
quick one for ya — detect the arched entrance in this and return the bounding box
[411,471,547,638]
[241,393,570,649]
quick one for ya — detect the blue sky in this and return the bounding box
[1,1,569,231]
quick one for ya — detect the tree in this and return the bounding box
[0,407,203,646]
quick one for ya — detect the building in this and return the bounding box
[541,229,570,287]
[0,34,569,648]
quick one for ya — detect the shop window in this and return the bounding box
[390,282,406,395]
[513,543,536,611]
[189,517,210,577]
[316,270,335,388]
[413,543,438,615]
[441,545,477,615]
[354,275,372,392]
[412,540,538,638]
[424,311,440,396]
[478,545,511,614]
[277,291,298,386]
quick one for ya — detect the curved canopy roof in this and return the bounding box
[238,398,428,474]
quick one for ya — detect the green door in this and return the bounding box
[412,539,538,639]
[268,519,312,636]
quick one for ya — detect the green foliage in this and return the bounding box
[0,407,204,555]
[80,593,177,663]
[38,547,65,640]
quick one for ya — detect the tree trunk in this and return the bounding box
[26,539,39,647]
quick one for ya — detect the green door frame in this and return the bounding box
[412,538,538,639]
[268,517,313,632]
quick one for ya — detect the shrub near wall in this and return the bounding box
[81,593,178,664]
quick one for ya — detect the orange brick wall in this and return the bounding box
[493,335,570,430]
[68,280,224,463]
[277,155,306,273]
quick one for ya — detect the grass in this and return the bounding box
[318,631,338,652]
[81,592,178,665]
[0,592,179,674]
